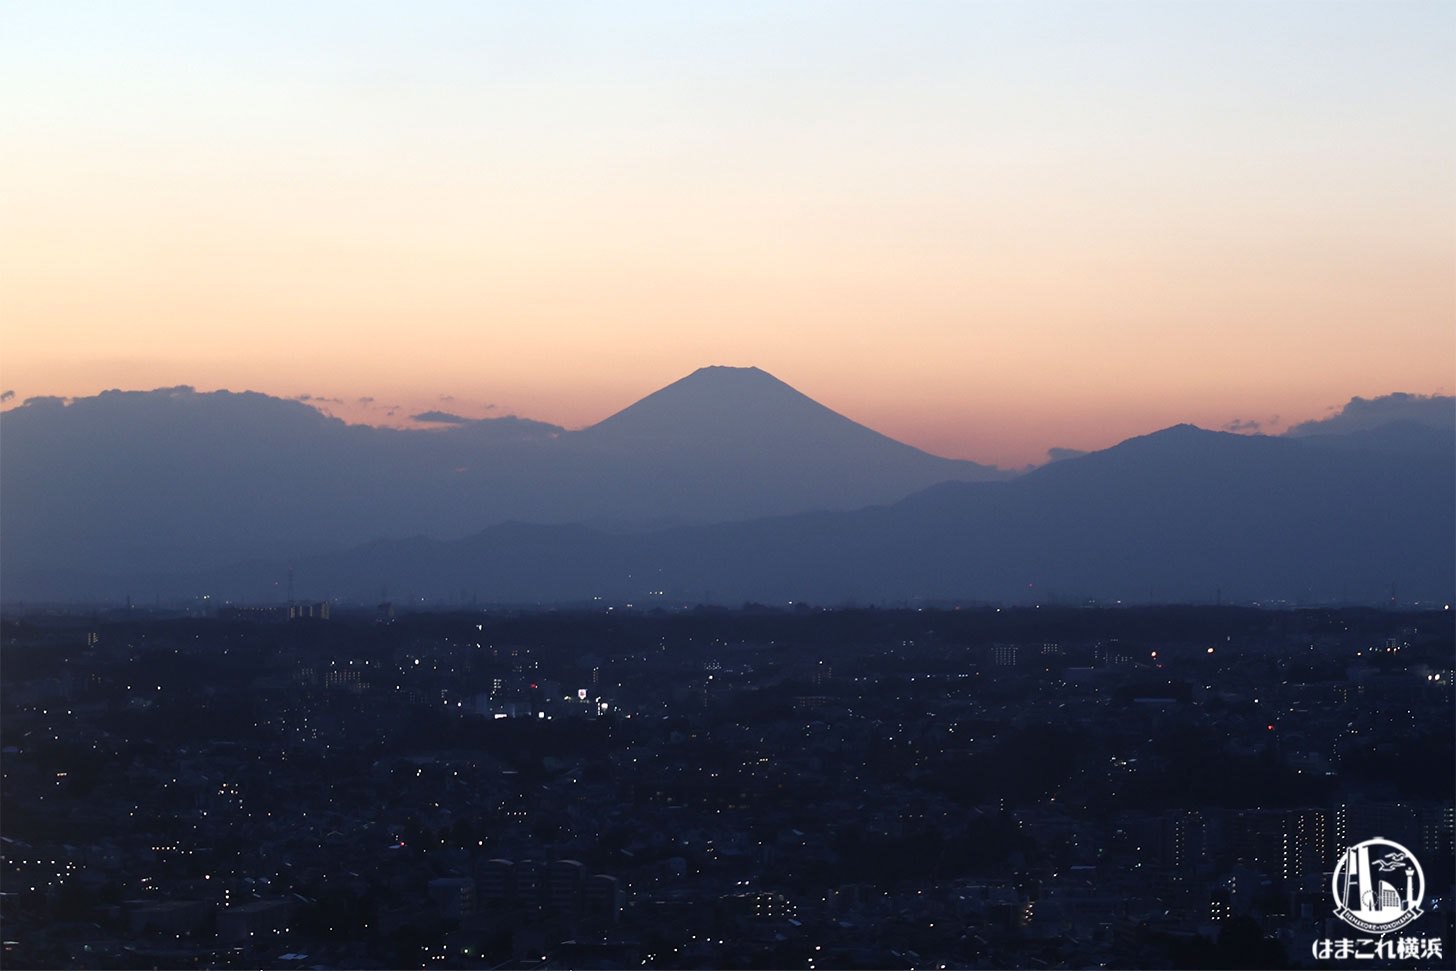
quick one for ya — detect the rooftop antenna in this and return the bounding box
[1342,846,1354,911]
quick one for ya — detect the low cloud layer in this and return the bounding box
[1223,416,1279,434]
[1286,393,1454,437]
[411,410,469,424]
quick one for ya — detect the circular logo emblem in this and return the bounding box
[1331,838,1425,934]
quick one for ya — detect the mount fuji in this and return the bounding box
[0,366,1006,587]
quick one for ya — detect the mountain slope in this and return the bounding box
[561,366,1006,524]
[37,422,1452,606]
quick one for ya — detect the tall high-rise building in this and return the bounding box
[547,859,586,916]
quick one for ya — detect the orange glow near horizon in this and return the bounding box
[2,2,1452,468]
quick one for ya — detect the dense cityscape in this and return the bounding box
[2,602,1451,969]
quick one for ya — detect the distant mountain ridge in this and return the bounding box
[0,367,1006,580]
[10,417,1452,606]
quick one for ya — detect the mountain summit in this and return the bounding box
[582,365,992,463]
[586,366,827,442]
[567,364,1006,524]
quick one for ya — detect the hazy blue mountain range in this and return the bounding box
[4,381,1450,606]
[0,366,1004,580]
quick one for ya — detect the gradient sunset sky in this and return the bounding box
[3,1,1452,467]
